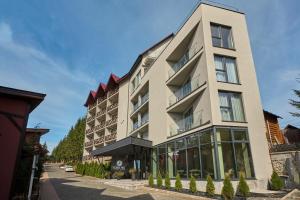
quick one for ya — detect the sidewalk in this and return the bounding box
[39,172,60,200]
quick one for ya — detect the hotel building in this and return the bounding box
[82,2,272,185]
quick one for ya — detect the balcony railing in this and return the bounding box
[109,88,119,97]
[86,127,94,135]
[105,133,117,142]
[87,115,95,123]
[88,103,96,110]
[170,111,202,136]
[94,136,105,146]
[84,140,93,148]
[107,103,118,111]
[131,93,149,114]
[131,113,149,132]
[168,46,201,78]
[169,75,202,106]
[97,95,107,104]
[94,123,105,132]
[96,110,106,118]
[106,117,118,127]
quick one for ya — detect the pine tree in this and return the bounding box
[289,77,300,117]
[165,173,171,189]
[221,175,234,200]
[148,174,154,187]
[157,171,163,188]
[270,171,284,190]
[237,173,250,197]
[206,175,215,197]
[189,175,197,193]
[175,173,182,191]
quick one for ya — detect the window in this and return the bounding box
[158,145,166,176]
[219,92,245,122]
[131,71,141,93]
[214,55,239,84]
[211,24,234,49]
[167,142,176,178]
[175,139,187,177]
[186,135,200,178]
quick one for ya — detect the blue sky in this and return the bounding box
[0,0,299,152]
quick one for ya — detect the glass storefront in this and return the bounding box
[151,127,254,180]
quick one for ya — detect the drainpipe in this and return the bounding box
[27,154,38,200]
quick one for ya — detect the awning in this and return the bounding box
[91,137,152,156]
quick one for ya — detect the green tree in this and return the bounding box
[175,174,182,191]
[148,174,154,187]
[206,175,215,197]
[157,171,163,188]
[221,175,234,200]
[189,175,197,193]
[289,77,300,117]
[236,173,250,197]
[165,173,171,189]
[270,171,284,190]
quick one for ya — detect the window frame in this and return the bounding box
[210,23,235,50]
[214,55,240,84]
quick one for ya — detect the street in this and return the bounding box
[40,163,209,200]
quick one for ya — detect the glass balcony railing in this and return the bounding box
[169,111,203,136]
[131,113,149,132]
[168,45,201,78]
[131,92,149,114]
[169,74,202,106]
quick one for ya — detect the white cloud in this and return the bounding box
[0,21,97,152]
[279,69,300,82]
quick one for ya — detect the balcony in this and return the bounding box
[106,117,118,127]
[107,103,118,112]
[97,95,107,104]
[109,88,119,97]
[87,115,95,123]
[88,103,96,111]
[131,92,149,116]
[105,132,117,143]
[94,136,105,146]
[84,140,93,148]
[96,109,106,118]
[94,123,105,132]
[130,113,149,134]
[169,111,203,137]
[167,75,207,113]
[86,127,94,135]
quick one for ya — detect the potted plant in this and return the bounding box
[129,168,137,180]
[113,171,124,180]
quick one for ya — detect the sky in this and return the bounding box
[0,0,299,153]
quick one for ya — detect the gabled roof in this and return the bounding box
[95,83,106,98]
[106,73,120,91]
[285,124,300,130]
[84,90,96,107]
[263,110,282,119]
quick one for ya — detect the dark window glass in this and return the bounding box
[187,147,201,178]
[233,130,248,141]
[211,24,234,49]
[176,138,186,150]
[217,128,232,142]
[200,143,215,179]
[176,149,187,178]
[167,146,176,178]
[158,144,166,154]
[218,142,236,178]
[214,55,239,84]
[221,27,232,48]
[219,92,245,122]
[186,134,198,148]
[234,143,254,178]
[200,130,213,144]
[158,153,166,176]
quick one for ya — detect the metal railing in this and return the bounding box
[106,117,118,126]
[169,75,203,106]
[105,133,117,142]
[109,88,119,97]
[94,123,105,131]
[94,136,105,146]
[97,95,107,104]
[107,103,118,111]
[168,45,201,78]
[131,92,149,114]
[169,111,203,136]
[87,115,95,122]
[88,103,96,110]
[86,127,94,135]
[131,113,149,132]
[84,140,93,147]
[96,109,106,118]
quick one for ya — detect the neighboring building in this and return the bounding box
[0,86,46,200]
[263,110,285,148]
[82,2,272,186]
[283,124,300,144]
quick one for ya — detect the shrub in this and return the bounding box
[175,173,182,191]
[189,175,197,193]
[237,173,250,197]
[221,175,234,200]
[270,171,284,190]
[157,171,163,188]
[165,173,171,189]
[206,175,215,197]
[148,174,154,187]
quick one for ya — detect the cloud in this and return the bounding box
[0,21,97,152]
[279,69,300,82]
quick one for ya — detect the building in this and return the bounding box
[263,110,285,148]
[283,124,300,144]
[0,86,46,200]
[82,2,273,186]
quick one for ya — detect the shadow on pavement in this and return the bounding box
[48,178,154,200]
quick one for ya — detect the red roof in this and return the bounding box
[95,83,106,98]
[84,90,96,107]
[105,73,120,91]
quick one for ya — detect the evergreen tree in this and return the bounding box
[165,173,171,189]
[206,175,215,197]
[221,175,234,200]
[148,174,154,187]
[237,173,250,197]
[189,175,197,193]
[270,171,284,190]
[157,171,163,188]
[175,173,182,191]
[289,77,300,117]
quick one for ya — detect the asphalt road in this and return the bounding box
[40,163,208,200]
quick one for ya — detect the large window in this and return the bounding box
[214,55,239,84]
[200,131,215,179]
[167,142,176,178]
[175,139,187,178]
[131,70,141,93]
[219,92,245,122]
[211,23,234,49]
[186,134,200,178]
[158,145,166,176]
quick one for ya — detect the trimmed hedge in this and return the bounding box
[75,162,110,178]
